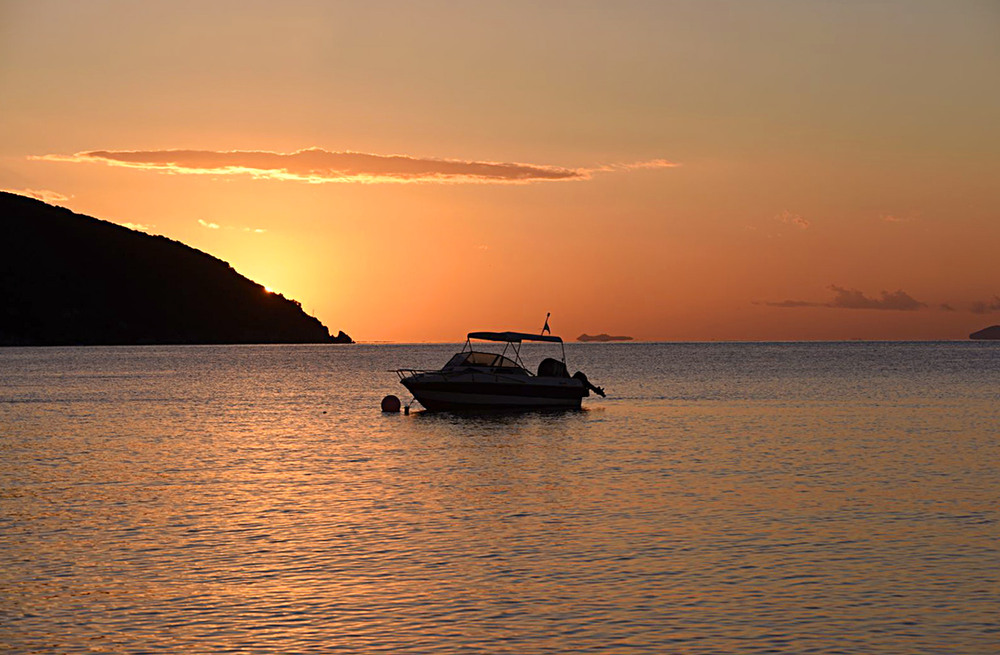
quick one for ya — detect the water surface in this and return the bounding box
[1,342,997,653]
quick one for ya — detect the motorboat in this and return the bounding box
[395,330,605,411]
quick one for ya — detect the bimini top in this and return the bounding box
[467,331,563,344]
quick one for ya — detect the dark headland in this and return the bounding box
[969,325,1000,340]
[578,333,634,342]
[0,192,353,346]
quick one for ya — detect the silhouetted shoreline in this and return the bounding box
[0,192,353,346]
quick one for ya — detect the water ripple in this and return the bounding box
[1,343,998,653]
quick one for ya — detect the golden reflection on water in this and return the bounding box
[0,343,997,653]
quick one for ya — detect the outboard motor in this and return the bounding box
[538,357,570,378]
[573,371,606,397]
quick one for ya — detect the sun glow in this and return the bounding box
[4,1,997,342]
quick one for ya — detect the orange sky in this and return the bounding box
[2,0,998,341]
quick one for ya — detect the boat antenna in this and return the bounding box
[541,312,551,335]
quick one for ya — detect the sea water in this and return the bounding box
[1,342,997,653]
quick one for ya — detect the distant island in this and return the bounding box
[578,333,634,342]
[969,325,1000,340]
[0,191,353,346]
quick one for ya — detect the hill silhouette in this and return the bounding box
[969,325,1000,340]
[578,333,634,342]
[0,192,352,346]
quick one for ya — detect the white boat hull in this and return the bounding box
[401,373,587,411]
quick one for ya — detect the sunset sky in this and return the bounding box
[2,0,998,341]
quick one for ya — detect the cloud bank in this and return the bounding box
[33,148,678,185]
[763,287,1000,313]
[970,296,1000,314]
[826,286,926,311]
[763,285,927,311]
[595,159,681,172]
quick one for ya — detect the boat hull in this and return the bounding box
[401,374,586,411]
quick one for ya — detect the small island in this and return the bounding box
[969,325,1000,340]
[578,333,634,342]
[0,191,353,346]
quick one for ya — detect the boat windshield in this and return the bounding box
[444,351,523,369]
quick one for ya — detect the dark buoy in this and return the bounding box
[381,394,401,413]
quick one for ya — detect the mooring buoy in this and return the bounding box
[381,395,401,413]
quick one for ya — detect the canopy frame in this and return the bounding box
[464,330,567,366]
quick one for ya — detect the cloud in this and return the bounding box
[763,285,927,311]
[777,210,809,230]
[119,222,154,232]
[763,299,821,308]
[1,187,70,203]
[598,159,681,172]
[826,286,926,310]
[970,296,1000,314]
[881,213,914,223]
[198,218,265,233]
[31,148,678,185]
[764,289,1000,314]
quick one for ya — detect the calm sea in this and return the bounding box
[1,342,997,653]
